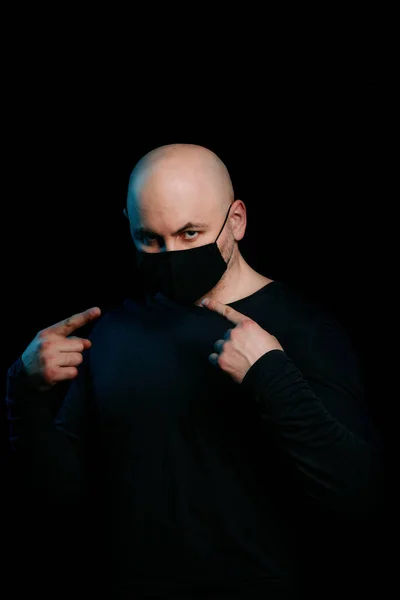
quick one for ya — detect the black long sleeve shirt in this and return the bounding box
[6,281,382,598]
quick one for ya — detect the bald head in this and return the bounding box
[128,143,234,213]
[126,143,237,252]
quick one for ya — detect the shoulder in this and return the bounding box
[266,282,358,361]
[266,280,332,333]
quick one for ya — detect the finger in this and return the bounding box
[202,299,248,325]
[66,336,92,350]
[208,353,219,367]
[51,366,79,382]
[57,352,84,367]
[213,339,224,353]
[47,307,101,337]
[45,338,91,353]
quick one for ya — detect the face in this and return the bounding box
[125,149,246,264]
[126,186,237,258]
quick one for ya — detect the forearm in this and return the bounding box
[6,357,85,506]
[241,350,382,514]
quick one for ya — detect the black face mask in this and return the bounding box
[135,203,234,305]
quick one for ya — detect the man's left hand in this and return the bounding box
[201,297,284,384]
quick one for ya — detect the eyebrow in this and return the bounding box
[133,222,208,237]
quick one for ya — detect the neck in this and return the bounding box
[195,249,273,306]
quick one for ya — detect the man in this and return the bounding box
[6,144,381,598]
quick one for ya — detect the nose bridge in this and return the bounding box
[158,236,178,252]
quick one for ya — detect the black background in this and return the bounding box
[2,57,392,596]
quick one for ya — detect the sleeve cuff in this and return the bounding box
[241,349,292,391]
[241,349,311,420]
[7,356,60,411]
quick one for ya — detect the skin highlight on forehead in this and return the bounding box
[127,144,234,224]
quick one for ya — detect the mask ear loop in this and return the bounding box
[215,202,234,243]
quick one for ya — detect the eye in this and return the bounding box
[136,233,157,246]
[182,230,199,241]
[136,231,200,246]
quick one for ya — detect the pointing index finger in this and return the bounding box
[48,307,101,337]
[201,298,249,325]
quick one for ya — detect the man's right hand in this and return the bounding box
[21,307,101,392]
